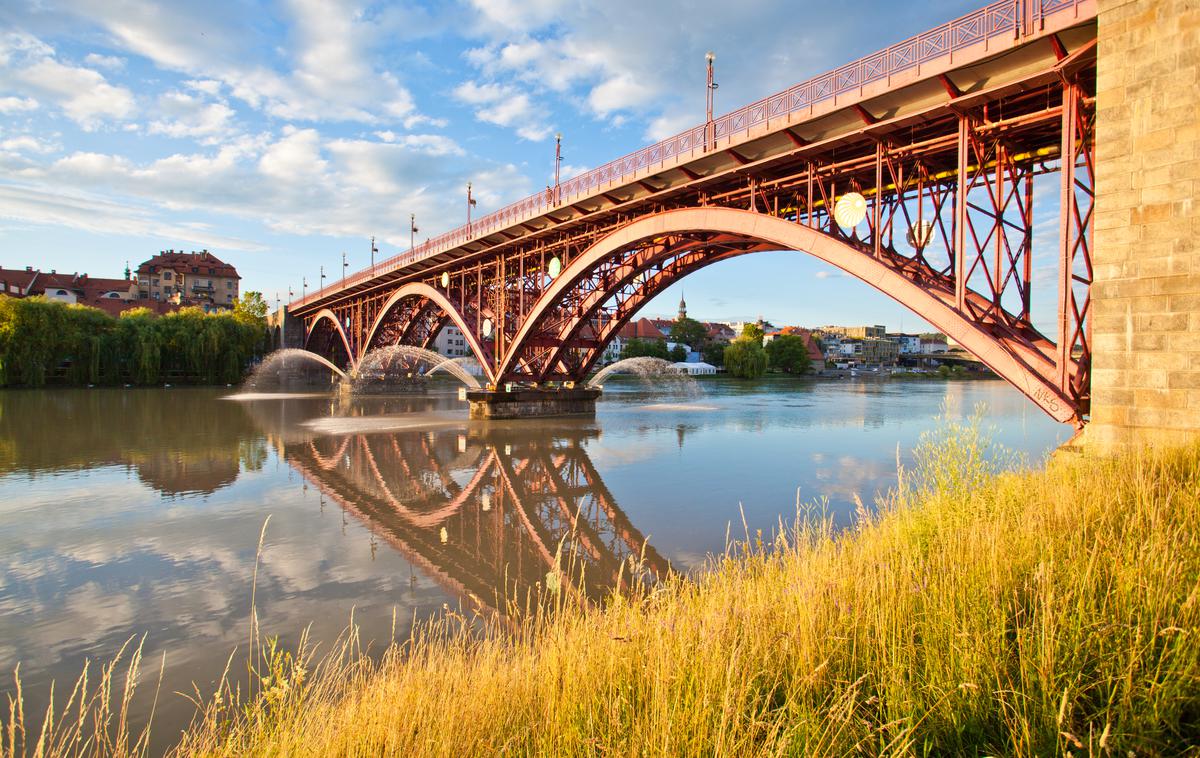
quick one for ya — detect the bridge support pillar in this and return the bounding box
[466,387,601,420]
[1086,0,1200,452]
[268,307,304,351]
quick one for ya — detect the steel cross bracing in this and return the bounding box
[287,429,667,614]
[295,0,1096,426]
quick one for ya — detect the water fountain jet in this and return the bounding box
[243,349,348,392]
[350,345,481,394]
[588,357,700,396]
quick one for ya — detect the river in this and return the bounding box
[0,377,1068,746]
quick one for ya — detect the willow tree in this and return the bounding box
[117,308,162,385]
[724,337,768,379]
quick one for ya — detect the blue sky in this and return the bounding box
[0,0,1064,333]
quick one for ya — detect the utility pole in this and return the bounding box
[705,51,718,151]
[467,182,477,235]
[554,133,563,205]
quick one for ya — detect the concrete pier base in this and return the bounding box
[466,387,601,420]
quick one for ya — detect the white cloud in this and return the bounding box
[454,0,875,142]
[0,95,38,113]
[49,0,423,127]
[645,112,696,142]
[588,73,654,117]
[559,163,588,180]
[4,126,529,248]
[147,90,236,141]
[0,135,58,154]
[0,183,265,251]
[453,80,551,141]
[0,33,136,130]
[258,127,327,182]
[465,0,568,31]
[814,270,849,280]
[185,79,223,96]
[83,52,125,70]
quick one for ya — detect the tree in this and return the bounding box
[669,316,708,351]
[740,322,764,342]
[234,291,269,322]
[232,291,270,358]
[724,337,767,379]
[621,338,668,360]
[668,343,687,362]
[766,334,813,374]
[700,342,725,367]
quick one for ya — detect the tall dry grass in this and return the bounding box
[6,417,1200,756]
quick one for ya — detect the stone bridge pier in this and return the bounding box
[1086,0,1200,451]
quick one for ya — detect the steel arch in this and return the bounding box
[361,282,496,383]
[304,308,354,367]
[500,207,1078,425]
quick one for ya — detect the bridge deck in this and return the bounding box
[291,0,1096,315]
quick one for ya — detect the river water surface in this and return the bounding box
[0,377,1068,744]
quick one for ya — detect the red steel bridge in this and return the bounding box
[289,0,1097,427]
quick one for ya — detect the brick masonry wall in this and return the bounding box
[1087,0,1200,452]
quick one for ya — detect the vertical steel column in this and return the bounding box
[873,142,883,257]
[1056,80,1079,394]
[805,162,814,228]
[954,114,970,311]
[993,142,1006,311]
[1022,170,1034,320]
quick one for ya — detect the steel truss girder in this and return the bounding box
[300,71,1094,426]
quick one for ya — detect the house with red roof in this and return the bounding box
[763,326,825,366]
[135,249,240,310]
[0,267,137,308]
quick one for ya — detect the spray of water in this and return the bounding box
[588,357,699,396]
[429,356,484,389]
[351,345,482,392]
[243,349,347,391]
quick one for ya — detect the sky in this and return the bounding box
[0,0,1065,334]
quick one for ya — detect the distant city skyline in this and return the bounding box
[1,0,1059,333]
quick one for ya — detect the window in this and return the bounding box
[152,278,159,285]
[226,280,233,289]
[163,272,172,281]
[55,289,67,296]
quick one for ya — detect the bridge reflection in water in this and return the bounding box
[281,422,670,615]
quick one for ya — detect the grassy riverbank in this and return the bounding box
[8,421,1200,756]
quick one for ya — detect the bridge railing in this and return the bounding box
[291,0,1091,310]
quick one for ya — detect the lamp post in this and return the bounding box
[301,278,307,300]
[370,236,378,273]
[319,265,326,291]
[410,213,419,251]
[467,182,477,235]
[341,252,348,286]
[705,51,718,151]
[554,132,563,205]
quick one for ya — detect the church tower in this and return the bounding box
[677,292,687,320]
